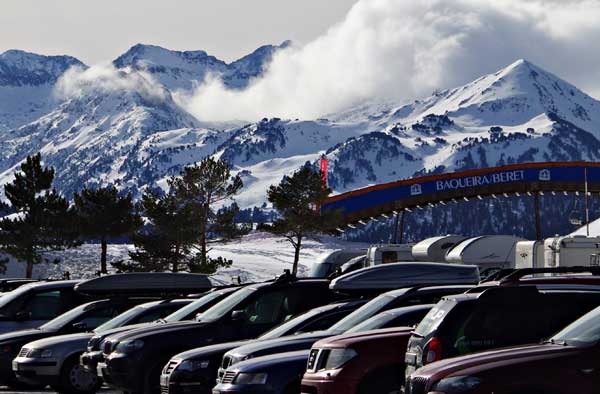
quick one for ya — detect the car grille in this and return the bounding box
[163,360,180,375]
[18,348,29,357]
[221,371,237,384]
[407,376,429,394]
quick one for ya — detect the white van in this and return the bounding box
[544,235,600,268]
[411,236,468,262]
[366,244,415,266]
[515,240,545,269]
[445,235,525,270]
[309,249,368,277]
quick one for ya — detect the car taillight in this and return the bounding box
[424,337,442,364]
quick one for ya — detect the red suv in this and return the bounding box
[407,304,600,394]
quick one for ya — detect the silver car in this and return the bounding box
[12,299,191,394]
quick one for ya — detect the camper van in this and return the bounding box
[411,235,469,262]
[309,249,368,277]
[445,235,525,270]
[366,243,415,266]
[544,235,600,268]
[515,240,545,269]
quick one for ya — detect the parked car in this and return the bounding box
[212,350,309,394]
[0,297,147,387]
[0,279,39,294]
[404,269,600,385]
[407,304,600,394]
[218,285,473,381]
[301,326,418,394]
[0,280,88,334]
[12,298,193,394]
[80,287,238,375]
[160,300,368,394]
[216,304,434,394]
[99,276,337,394]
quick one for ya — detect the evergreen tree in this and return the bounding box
[169,157,243,270]
[73,186,142,274]
[0,154,80,278]
[213,203,252,240]
[261,166,341,276]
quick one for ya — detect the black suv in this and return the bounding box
[99,276,337,394]
[405,269,600,384]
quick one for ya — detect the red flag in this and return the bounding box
[320,156,328,187]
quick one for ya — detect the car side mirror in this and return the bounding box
[72,322,88,330]
[231,310,247,322]
[15,311,30,321]
[194,313,203,321]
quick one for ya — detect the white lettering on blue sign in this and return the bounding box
[435,170,525,191]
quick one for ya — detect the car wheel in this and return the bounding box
[58,357,102,394]
[143,360,169,394]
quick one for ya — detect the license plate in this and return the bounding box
[405,352,417,365]
[160,375,169,387]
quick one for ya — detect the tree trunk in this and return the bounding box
[26,259,33,279]
[100,239,108,274]
[200,217,208,267]
[292,236,302,276]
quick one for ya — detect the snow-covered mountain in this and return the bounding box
[1,45,600,236]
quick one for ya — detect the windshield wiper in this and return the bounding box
[544,338,569,346]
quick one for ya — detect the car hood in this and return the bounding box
[174,339,252,361]
[24,332,92,350]
[417,342,581,380]
[0,328,54,345]
[230,350,310,373]
[226,330,334,360]
[105,321,202,342]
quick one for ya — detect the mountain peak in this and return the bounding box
[0,49,84,87]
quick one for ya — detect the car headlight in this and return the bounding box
[115,340,144,354]
[432,376,483,393]
[233,373,268,385]
[28,349,53,358]
[177,359,210,372]
[323,348,358,370]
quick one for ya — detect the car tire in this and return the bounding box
[57,356,102,394]
[142,359,169,394]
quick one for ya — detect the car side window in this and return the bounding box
[242,291,286,325]
[25,291,63,320]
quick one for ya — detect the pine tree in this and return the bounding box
[0,154,80,278]
[213,203,252,240]
[169,157,243,270]
[73,186,142,274]
[261,166,341,276]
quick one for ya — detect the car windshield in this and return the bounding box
[40,301,95,331]
[198,287,255,322]
[95,305,148,332]
[259,307,327,340]
[344,311,396,334]
[0,285,35,315]
[551,306,600,347]
[329,294,395,333]
[165,291,228,322]
[309,263,334,278]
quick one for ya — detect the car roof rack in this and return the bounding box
[500,266,600,284]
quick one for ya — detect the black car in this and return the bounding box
[0,280,89,335]
[0,297,146,387]
[217,285,474,382]
[160,299,367,394]
[99,277,337,394]
[80,287,238,374]
[404,279,600,383]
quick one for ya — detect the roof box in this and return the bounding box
[75,273,213,296]
[412,235,469,262]
[329,262,480,292]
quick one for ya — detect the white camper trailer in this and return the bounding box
[411,235,469,263]
[366,244,415,266]
[445,235,525,269]
[515,240,545,269]
[544,235,600,268]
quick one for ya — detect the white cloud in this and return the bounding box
[55,63,168,102]
[180,0,600,122]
